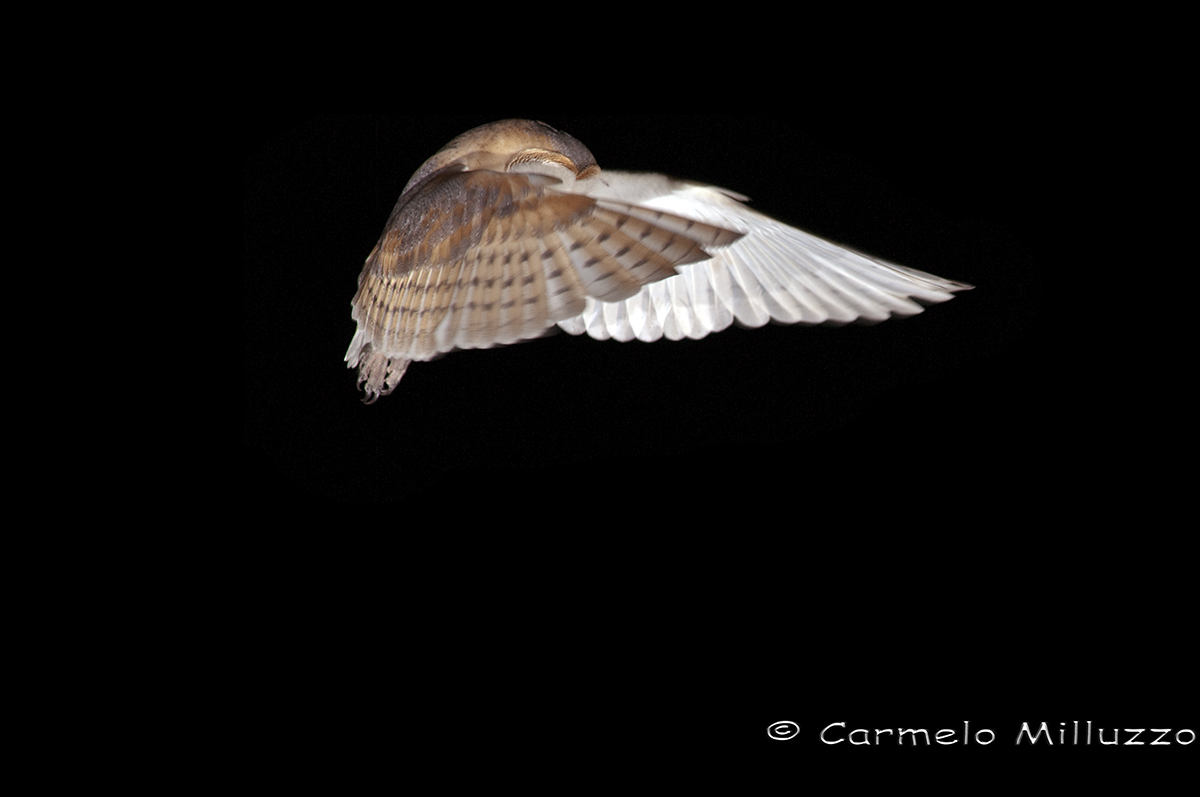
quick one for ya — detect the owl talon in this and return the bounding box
[352,345,410,403]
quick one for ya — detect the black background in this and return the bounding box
[241,104,1190,786]
[245,112,1043,509]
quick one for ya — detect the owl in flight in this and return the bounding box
[346,119,971,402]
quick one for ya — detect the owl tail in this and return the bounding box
[345,329,410,404]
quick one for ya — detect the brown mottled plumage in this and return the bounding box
[346,119,971,402]
[347,120,741,401]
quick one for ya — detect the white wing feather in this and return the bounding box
[558,171,971,342]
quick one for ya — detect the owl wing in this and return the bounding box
[558,172,973,342]
[346,167,742,401]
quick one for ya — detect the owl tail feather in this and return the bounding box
[345,330,410,404]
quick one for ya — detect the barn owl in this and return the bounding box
[346,119,972,402]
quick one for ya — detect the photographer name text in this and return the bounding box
[766,721,1195,745]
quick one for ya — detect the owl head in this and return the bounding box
[402,119,601,195]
